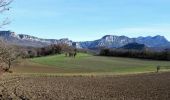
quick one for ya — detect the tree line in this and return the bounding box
[99,48,170,61]
[21,44,77,58]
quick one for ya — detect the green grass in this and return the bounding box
[29,53,170,74]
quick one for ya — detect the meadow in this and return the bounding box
[12,53,170,75]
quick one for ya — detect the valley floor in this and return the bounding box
[0,72,170,100]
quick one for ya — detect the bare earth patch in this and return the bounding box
[0,72,170,100]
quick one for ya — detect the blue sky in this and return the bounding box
[2,0,170,41]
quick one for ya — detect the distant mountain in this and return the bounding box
[0,31,170,49]
[136,35,170,48]
[78,35,136,48]
[0,31,73,47]
[78,35,170,49]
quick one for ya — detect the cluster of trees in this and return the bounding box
[100,49,170,61]
[22,44,76,58]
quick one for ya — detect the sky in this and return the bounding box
[1,0,170,41]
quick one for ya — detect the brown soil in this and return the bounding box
[0,72,170,100]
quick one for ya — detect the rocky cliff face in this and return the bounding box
[78,35,170,49]
[78,35,136,48]
[0,31,170,48]
[0,31,73,47]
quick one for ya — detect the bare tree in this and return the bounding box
[0,0,13,27]
[0,40,18,72]
[0,0,13,74]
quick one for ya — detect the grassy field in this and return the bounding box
[12,53,170,75]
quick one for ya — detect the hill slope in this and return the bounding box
[121,43,147,50]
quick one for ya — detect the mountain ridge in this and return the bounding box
[0,31,170,49]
